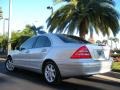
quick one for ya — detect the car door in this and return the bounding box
[25,35,51,71]
[13,36,37,67]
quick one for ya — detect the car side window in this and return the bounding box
[20,37,37,50]
[34,36,51,48]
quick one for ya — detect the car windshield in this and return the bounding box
[56,34,90,44]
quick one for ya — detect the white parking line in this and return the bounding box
[94,75,120,83]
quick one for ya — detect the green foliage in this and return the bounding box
[0,7,3,19]
[0,36,8,53]
[30,25,43,35]
[20,25,34,36]
[48,0,120,38]
[112,62,120,72]
[0,24,44,52]
[111,54,120,58]
[0,24,35,52]
[11,25,34,50]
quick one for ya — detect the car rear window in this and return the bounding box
[56,34,90,44]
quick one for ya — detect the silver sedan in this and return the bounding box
[5,33,113,84]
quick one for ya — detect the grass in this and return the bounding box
[112,62,120,72]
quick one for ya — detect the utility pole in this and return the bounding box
[7,0,12,54]
[3,18,8,36]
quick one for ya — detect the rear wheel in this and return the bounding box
[43,61,61,84]
[5,57,15,71]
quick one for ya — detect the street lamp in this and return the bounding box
[47,6,53,15]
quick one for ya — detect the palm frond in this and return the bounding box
[47,0,120,38]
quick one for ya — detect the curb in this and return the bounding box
[101,71,120,79]
[0,58,6,61]
[94,74,120,83]
[111,71,120,74]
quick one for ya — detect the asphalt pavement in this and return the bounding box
[0,59,120,90]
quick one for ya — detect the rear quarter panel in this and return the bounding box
[45,44,81,61]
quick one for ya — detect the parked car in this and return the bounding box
[5,33,113,84]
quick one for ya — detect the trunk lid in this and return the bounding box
[86,44,110,60]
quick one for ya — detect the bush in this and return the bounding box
[111,54,120,58]
[12,36,30,50]
[112,62,120,72]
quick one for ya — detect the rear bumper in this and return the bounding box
[57,59,113,77]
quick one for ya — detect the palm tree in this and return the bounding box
[0,7,3,19]
[88,26,95,43]
[96,40,101,45]
[102,39,108,45]
[47,0,119,39]
[109,37,114,49]
[113,37,119,49]
[31,25,44,35]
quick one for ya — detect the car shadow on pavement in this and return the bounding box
[0,60,118,90]
[1,69,104,90]
[0,77,8,84]
[0,60,104,90]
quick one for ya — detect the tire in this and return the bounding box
[43,61,61,84]
[5,57,15,72]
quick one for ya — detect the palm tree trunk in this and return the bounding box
[88,26,95,43]
[79,32,85,39]
[111,40,112,49]
[115,42,118,50]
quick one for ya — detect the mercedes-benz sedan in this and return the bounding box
[5,33,113,84]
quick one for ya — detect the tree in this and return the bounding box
[0,24,42,55]
[30,25,44,35]
[96,40,101,45]
[11,25,34,50]
[11,24,44,49]
[113,37,119,49]
[88,25,95,43]
[109,37,114,49]
[0,35,8,53]
[20,25,34,36]
[47,0,119,39]
[102,39,108,45]
[0,7,3,19]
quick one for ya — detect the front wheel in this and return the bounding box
[43,62,61,84]
[5,57,15,71]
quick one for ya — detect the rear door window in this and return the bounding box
[34,36,51,48]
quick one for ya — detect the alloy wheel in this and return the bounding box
[6,59,14,71]
[44,64,56,83]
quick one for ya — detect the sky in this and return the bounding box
[0,0,53,31]
[0,0,120,45]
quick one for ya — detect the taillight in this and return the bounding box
[71,46,92,59]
